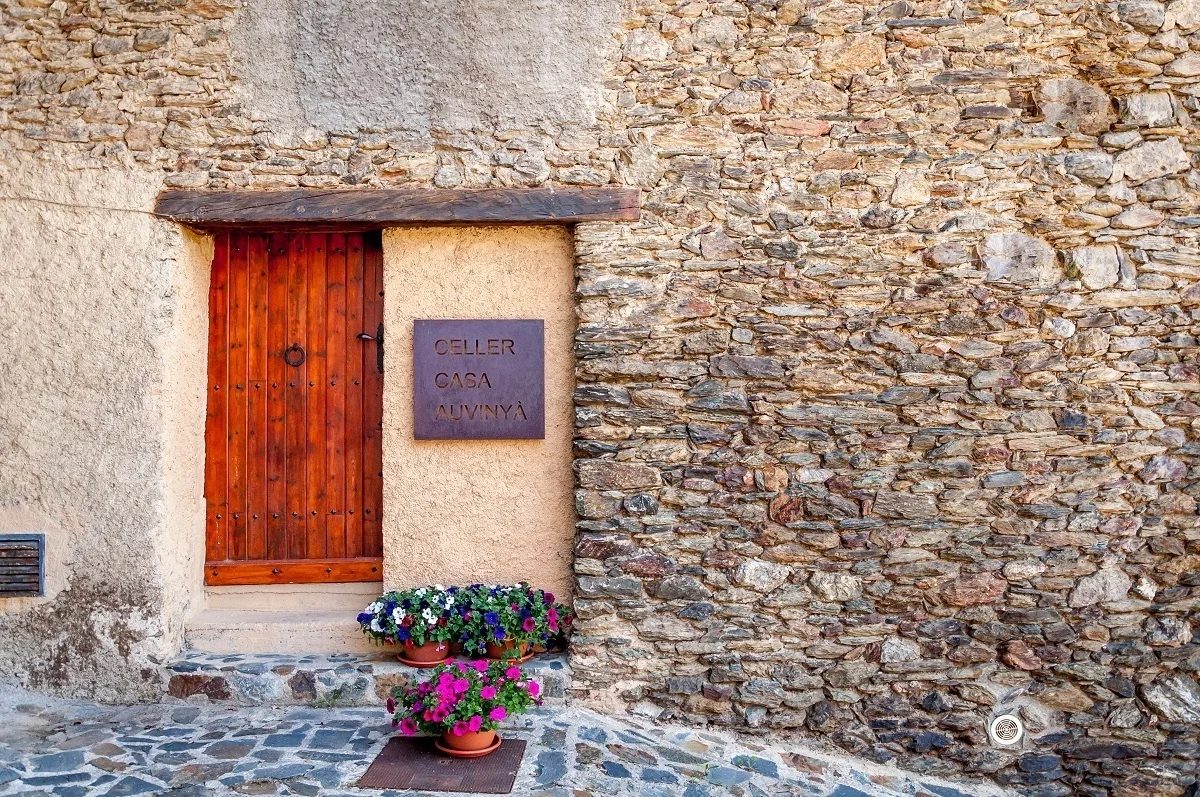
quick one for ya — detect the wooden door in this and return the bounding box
[203,231,384,585]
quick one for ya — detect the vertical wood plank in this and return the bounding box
[305,233,328,560]
[344,233,365,559]
[265,233,289,560]
[362,232,384,557]
[245,234,269,562]
[325,233,348,558]
[284,233,308,559]
[226,233,249,560]
[204,233,230,565]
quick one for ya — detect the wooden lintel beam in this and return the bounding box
[155,187,641,229]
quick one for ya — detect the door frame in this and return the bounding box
[159,187,641,589]
[202,230,385,586]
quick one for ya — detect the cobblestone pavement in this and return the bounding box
[0,686,1007,797]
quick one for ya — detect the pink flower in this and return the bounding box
[489,706,507,722]
[438,672,454,686]
[505,666,521,680]
[480,686,496,700]
[457,662,468,673]
[385,697,396,714]
[527,680,541,697]
[471,660,488,673]
[453,678,470,695]
[549,620,559,632]
[452,721,468,737]
[544,592,555,603]
[522,617,536,632]
[468,715,483,732]
[424,709,435,722]
[399,718,418,736]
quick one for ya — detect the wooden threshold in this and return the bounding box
[205,558,383,586]
[156,187,641,231]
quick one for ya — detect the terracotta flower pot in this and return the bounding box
[449,640,465,656]
[485,639,531,660]
[440,729,497,752]
[399,640,449,665]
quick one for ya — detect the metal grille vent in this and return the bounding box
[0,534,44,597]
[989,714,1024,746]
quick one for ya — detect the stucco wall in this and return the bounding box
[0,154,209,701]
[230,0,619,136]
[381,227,576,598]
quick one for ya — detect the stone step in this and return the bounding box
[163,651,571,710]
[203,582,384,612]
[185,609,376,656]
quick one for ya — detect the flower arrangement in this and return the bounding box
[387,659,542,755]
[356,586,457,647]
[452,583,568,657]
[357,583,573,662]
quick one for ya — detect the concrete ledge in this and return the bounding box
[185,609,377,655]
[163,651,571,709]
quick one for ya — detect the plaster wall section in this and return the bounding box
[381,227,576,599]
[0,155,207,701]
[229,0,619,135]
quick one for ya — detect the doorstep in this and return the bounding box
[163,650,571,709]
[185,608,378,656]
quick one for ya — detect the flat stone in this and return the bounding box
[1141,673,1200,723]
[576,461,662,490]
[262,732,307,748]
[308,729,353,750]
[534,750,568,785]
[1074,245,1120,290]
[731,755,778,778]
[1069,568,1132,607]
[1037,78,1115,134]
[30,750,87,772]
[731,560,791,593]
[208,741,256,759]
[981,232,1061,286]
[707,766,752,787]
[23,772,93,787]
[1116,138,1192,184]
[253,762,312,779]
[102,776,162,796]
[600,761,632,778]
[809,571,862,602]
[873,491,937,520]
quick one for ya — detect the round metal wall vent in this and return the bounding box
[989,714,1024,746]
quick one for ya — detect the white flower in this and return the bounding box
[370,618,383,633]
[433,584,446,591]
[366,601,383,614]
[391,608,403,623]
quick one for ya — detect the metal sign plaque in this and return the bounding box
[413,319,545,440]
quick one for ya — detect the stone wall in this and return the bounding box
[1,0,1199,794]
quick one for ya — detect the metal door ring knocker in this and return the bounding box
[283,344,306,367]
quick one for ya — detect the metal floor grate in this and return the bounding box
[357,736,527,793]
